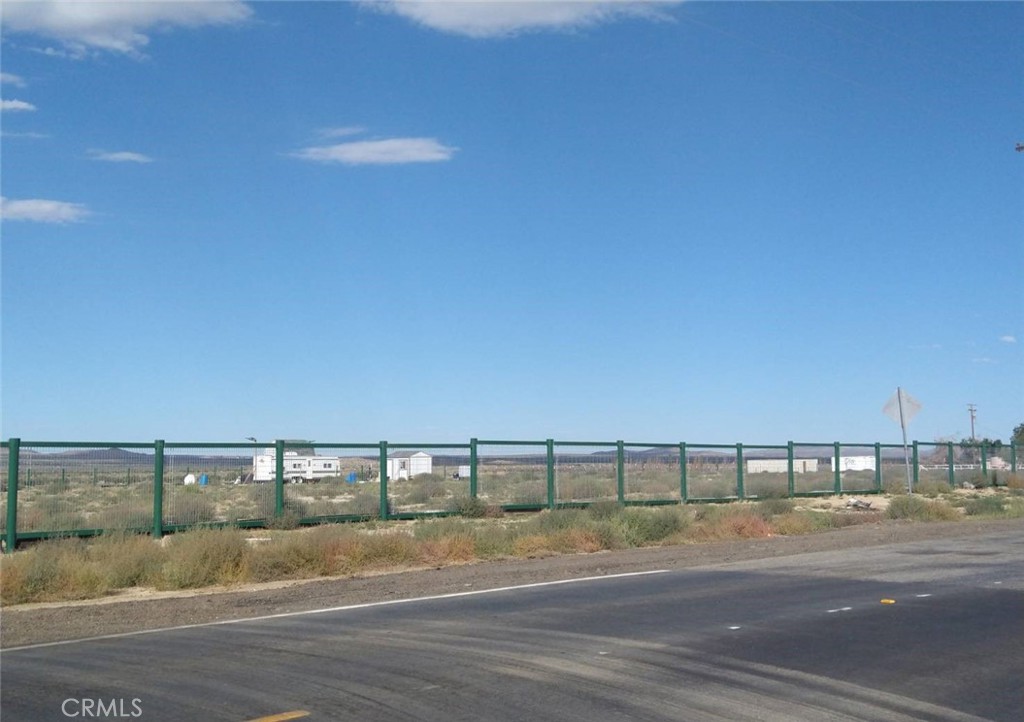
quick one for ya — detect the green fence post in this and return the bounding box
[546,439,556,509]
[5,439,19,553]
[874,443,882,492]
[469,438,478,499]
[679,442,688,503]
[736,443,745,499]
[947,442,955,488]
[616,441,626,504]
[153,440,165,539]
[274,439,285,518]
[1012,442,1018,474]
[912,441,920,491]
[980,445,988,478]
[379,441,390,520]
[787,441,795,498]
[833,442,842,495]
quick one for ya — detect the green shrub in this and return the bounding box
[755,498,795,518]
[886,495,959,521]
[914,479,951,497]
[963,496,1007,516]
[0,538,106,604]
[587,500,623,520]
[447,496,491,518]
[166,488,217,526]
[247,526,348,581]
[473,525,516,558]
[345,491,382,518]
[413,517,477,541]
[159,528,249,589]
[531,508,587,533]
[619,507,686,546]
[91,532,166,588]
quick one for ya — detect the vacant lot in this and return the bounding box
[2,496,1022,649]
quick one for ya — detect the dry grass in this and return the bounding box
[886,495,960,521]
[0,491,1012,605]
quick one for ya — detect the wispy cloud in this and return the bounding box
[1,131,49,139]
[0,72,26,87]
[1,99,37,112]
[1,1,253,57]
[999,335,1017,344]
[364,0,679,38]
[0,196,90,224]
[971,357,996,365]
[293,137,458,165]
[318,126,367,139]
[88,149,154,163]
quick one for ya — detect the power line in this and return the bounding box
[967,404,977,442]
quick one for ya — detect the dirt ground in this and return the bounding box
[3,517,1022,649]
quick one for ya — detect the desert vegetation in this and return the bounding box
[3,487,1022,606]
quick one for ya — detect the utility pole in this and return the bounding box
[968,404,977,442]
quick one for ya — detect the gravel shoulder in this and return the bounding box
[3,517,1022,649]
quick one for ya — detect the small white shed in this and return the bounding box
[386,451,432,480]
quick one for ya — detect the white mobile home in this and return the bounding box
[747,459,819,474]
[386,451,432,480]
[831,455,876,472]
[253,449,341,483]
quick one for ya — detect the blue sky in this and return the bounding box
[1,1,1021,445]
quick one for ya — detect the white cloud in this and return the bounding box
[999,335,1017,344]
[0,196,90,224]
[1,131,49,139]
[88,149,154,163]
[0,1,253,56]
[364,0,678,38]
[1,99,37,112]
[971,357,996,365]
[0,72,26,87]
[293,137,458,165]
[318,126,367,139]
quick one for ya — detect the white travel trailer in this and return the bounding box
[831,455,876,472]
[252,448,342,483]
[747,458,819,474]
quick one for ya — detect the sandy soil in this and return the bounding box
[3,516,1021,649]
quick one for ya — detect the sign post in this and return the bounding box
[883,387,921,493]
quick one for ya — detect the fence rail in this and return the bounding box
[1,437,1017,551]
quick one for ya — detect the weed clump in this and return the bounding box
[886,495,959,521]
[159,528,248,589]
[963,496,1007,516]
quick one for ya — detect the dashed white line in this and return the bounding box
[915,594,932,598]
[827,607,853,613]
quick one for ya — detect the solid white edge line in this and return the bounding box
[4,569,671,653]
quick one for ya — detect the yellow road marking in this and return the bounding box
[880,598,896,604]
[243,711,310,722]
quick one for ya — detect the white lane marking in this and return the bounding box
[915,594,932,598]
[4,569,671,652]
[827,607,853,613]
[994,581,1003,585]
[728,626,741,630]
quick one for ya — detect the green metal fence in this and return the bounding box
[1,437,1018,551]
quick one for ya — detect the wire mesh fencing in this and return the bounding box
[476,442,548,507]
[1,437,1018,548]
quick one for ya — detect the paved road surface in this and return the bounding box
[3,529,1022,721]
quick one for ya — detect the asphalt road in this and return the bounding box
[3,529,1022,722]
